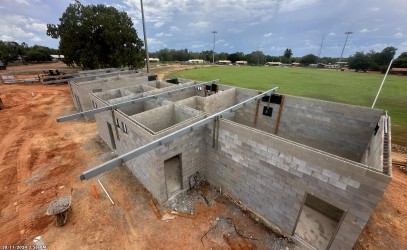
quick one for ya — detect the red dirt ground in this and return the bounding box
[1,64,406,249]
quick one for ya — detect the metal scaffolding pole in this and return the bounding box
[140,0,150,73]
[57,80,219,122]
[80,86,279,180]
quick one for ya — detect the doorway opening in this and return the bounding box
[294,194,344,249]
[164,154,182,199]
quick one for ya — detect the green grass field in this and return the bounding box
[170,66,407,146]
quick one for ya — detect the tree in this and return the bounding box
[46,1,144,69]
[348,52,370,72]
[393,52,407,68]
[367,47,397,72]
[300,54,318,66]
[0,41,21,66]
[283,48,293,63]
[247,50,265,65]
[228,52,245,63]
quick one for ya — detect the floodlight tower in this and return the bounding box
[140,0,150,73]
[212,30,217,64]
[338,31,353,70]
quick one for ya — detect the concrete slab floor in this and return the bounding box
[295,206,338,249]
[164,156,182,198]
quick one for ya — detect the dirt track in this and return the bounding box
[0,64,407,249]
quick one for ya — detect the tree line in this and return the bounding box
[0,41,59,66]
[3,1,406,72]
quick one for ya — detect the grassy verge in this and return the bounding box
[171,66,407,146]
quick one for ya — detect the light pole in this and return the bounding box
[140,0,150,73]
[212,30,217,64]
[338,31,352,70]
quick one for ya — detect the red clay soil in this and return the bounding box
[1,65,406,249]
[355,151,407,250]
[0,80,290,249]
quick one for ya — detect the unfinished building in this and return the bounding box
[68,70,155,114]
[64,76,391,249]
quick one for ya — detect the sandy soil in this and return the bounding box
[1,62,77,75]
[1,64,406,249]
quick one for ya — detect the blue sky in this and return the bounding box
[0,0,406,57]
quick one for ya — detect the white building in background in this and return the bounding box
[188,59,204,64]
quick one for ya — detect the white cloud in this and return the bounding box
[394,32,404,38]
[370,7,380,12]
[264,32,273,38]
[328,32,336,36]
[31,36,42,42]
[360,28,378,33]
[154,21,165,28]
[156,32,172,37]
[188,21,209,29]
[0,14,47,43]
[15,0,29,6]
[170,26,180,32]
[279,0,320,13]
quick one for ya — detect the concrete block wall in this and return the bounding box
[361,116,385,171]
[113,111,162,200]
[131,103,204,134]
[132,104,175,133]
[203,88,236,114]
[204,119,390,249]
[277,96,385,161]
[118,98,171,116]
[156,128,207,202]
[69,74,148,112]
[233,88,280,134]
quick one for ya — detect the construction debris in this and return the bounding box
[171,211,195,219]
[149,198,162,219]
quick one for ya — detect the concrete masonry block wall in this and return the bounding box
[204,119,390,249]
[119,99,170,116]
[132,104,174,132]
[145,81,173,89]
[157,128,207,201]
[276,96,385,162]
[112,111,161,200]
[174,104,203,123]
[73,77,145,112]
[107,93,144,105]
[361,115,385,171]
[233,88,280,134]
[203,88,236,114]
[172,96,206,113]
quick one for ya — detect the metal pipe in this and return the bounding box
[212,31,217,64]
[140,0,150,74]
[57,80,219,122]
[338,31,352,70]
[80,86,279,180]
[371,59,394,108]
[98,179,115,205]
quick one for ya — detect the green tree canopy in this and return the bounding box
[393,52,407,68]
[46,1,144,69]
[283,48,293,63]
[228,52,245,63]
[247,51,265,65]
[348,52,370,72]
[300,54,318,65]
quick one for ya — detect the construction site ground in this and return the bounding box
[0,64,406,249]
